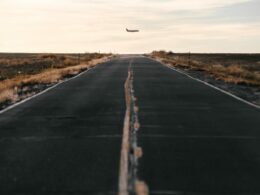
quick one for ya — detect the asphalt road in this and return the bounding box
[0,57,129,194]
[133,58,260,194]
[0,56,260,194]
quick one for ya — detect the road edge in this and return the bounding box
[147,56,260,110]
[0,58,111,115]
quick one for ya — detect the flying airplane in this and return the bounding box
[126,28,139,33]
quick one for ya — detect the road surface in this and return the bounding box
[0,56,259,194]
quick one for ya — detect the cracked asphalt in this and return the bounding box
[0,56,260,194]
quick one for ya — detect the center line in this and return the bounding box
[118,61,132,195]
[118,60,149,195]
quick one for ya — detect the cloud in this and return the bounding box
[72,0,253,12]
[0,0,259,53]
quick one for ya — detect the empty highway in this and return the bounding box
[0,56,260,195]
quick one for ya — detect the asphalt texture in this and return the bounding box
[0,56,260,194]
[133,57,260,194]
[0,57,129,194]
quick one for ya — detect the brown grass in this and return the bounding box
[39,54,58,59]
[0,59,29,66]
[151,51,260,86]
[0,53,111,81]
[0,55,110,106]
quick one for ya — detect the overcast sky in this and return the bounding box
[0,0,259,53]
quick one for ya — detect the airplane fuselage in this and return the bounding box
[126,28,139,32]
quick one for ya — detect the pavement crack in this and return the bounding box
[118,61,132,195]
[118,60,149,195]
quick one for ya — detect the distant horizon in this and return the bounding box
[1,0,260,53]
[1,51,260,55]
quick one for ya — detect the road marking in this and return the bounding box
[0,59,111,115]
[118,60,149,195]
[150,57,260,110]
[118,63,132,195]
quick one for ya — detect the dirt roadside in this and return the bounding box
[150,55,260,107]
[0,55,114,111]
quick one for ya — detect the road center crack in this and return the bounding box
[119,60,149,195]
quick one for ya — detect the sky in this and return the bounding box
[0,0,260,53]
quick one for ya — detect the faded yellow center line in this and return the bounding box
[118,60,149,195]
[118,62,132,195]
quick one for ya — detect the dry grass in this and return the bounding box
[0,89,17,104]
[0,55,111,106]
[0,58,31,66]
[0,53,110,81]
[151,51,260,86]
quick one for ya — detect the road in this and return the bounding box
[0,56,260,194]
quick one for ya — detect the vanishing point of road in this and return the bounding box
[0,55,259,195]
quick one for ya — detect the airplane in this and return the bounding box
[126,28,139,33]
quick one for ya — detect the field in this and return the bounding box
[151,51,260,105]
[0,53,111,110]
[0,53,109,81]
[151,51,260,86]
